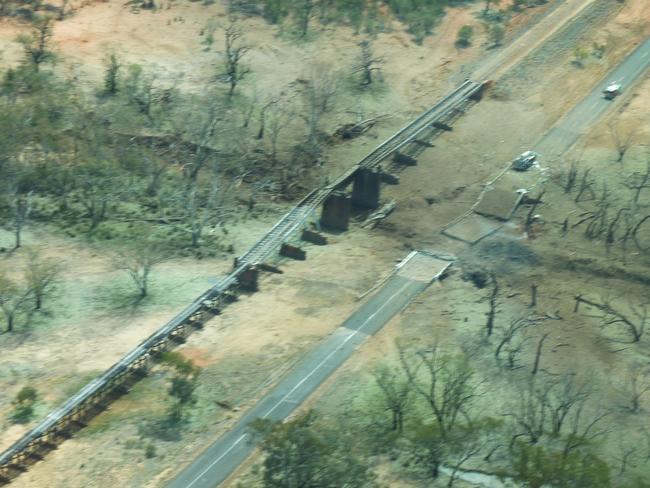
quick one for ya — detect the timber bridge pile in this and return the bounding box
[0,79,486,484]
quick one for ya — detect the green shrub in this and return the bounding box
[592,42,605,59]
[488,23,505,47]
[510,0,526,11]
[10,386,38,424]
[572,46,588,67]
[262,0,289,24]
[455,24,474,48]
[250,0,449,43]
[145,443,157,458]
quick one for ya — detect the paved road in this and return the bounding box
[167,252,451,488]
[534,38,650,159]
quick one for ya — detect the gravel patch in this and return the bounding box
[499,0,621,92]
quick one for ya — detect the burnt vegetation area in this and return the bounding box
[248,244,650,487]
[551,145,650,268]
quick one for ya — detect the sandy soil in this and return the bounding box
[1,0,484,97]
[499,0,649,123]
[0,0,527,182]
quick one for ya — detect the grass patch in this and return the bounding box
[80,376,167,437]
[91,276,148,313]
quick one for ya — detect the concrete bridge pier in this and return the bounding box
[238,266,259,292]
[132,356,151,376]
[320,191,351,231]
[170,325,188,344]
[470,80,490,101]
[351,168,381,209]
[280,243,306,260]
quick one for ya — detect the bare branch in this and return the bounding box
[575,295,646,343]
[222,21,250,98]
[115,241,168,298]
[608,120,637,163]
[399,344,478,438]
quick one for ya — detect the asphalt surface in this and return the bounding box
[534,37,650,159]
[167,252,450,488]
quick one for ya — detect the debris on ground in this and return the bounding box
[361,200,397,229]
[331,116,390,141]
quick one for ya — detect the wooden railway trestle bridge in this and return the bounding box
[0,78,487,485]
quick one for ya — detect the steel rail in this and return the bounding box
[359,80,479,168]
[0,78,482,477]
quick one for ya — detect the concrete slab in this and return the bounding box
[397,252,452,282]
[495,164,546,193]
[473,186,523,221]
[442,213,503,245]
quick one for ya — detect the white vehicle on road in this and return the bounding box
[603,82,621,99]
[511,150,538,171]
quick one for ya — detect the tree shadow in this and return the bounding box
[139,416,185,442]
[0,307,38,338]
[91,279,147,314]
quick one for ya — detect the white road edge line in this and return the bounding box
[185,434,248,488]
[184,276,416,488]
[261,279,413,420]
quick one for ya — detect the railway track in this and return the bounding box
[237,188,328,266]
[0,78,484,485]
[359,80,481,169]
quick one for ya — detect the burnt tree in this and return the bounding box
[222,21,250,98]
[485,272,499,337]
[353,39,383,87]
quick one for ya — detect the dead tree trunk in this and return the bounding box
[574,295,646,343]
[525,190,545,231]
[624,158,650,212]
[530,284,537,308]
[353,40,383,87]
[486,273,498,337]
[13,192,33,249]
[574,294,582,313]
[223,22,249,98]
[532,333,549,375]
[608,121,637,163]
[575,168,595,202]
